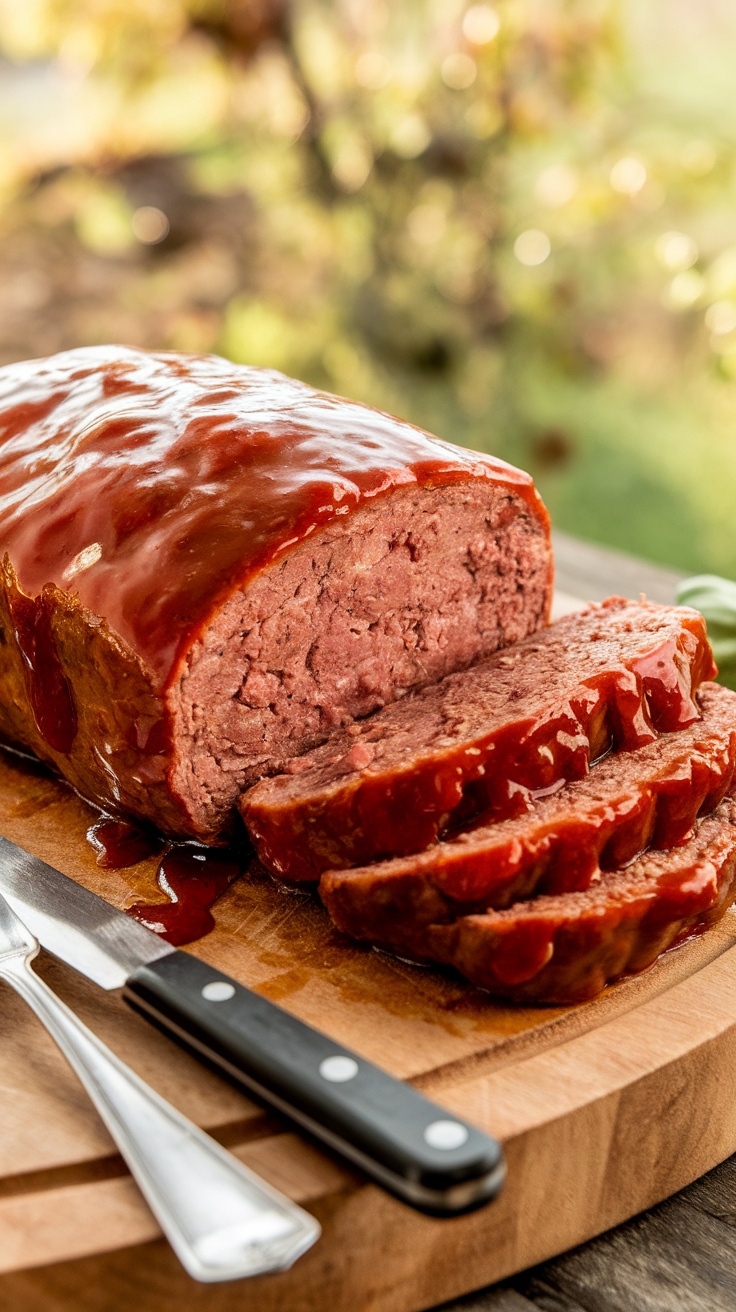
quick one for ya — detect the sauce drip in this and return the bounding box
[126,847,241,947]
[87,817,164,869]
[84,811,242,946]
[8,590,78,753]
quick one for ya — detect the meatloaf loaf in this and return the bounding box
[396,795,736,1003]
[320,682,736,936]
[0,346,553,839]
[242,598,717,880]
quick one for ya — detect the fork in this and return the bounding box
[0,891,320,1282]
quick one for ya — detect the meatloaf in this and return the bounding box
[320,682,736,938]
[0,346,553,840]
[398,796,736,1003]
[242,598,717,880]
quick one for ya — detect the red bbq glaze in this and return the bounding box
[319,684,736,957]
[436,797,736,1002]
[84,812,241,944]
[0,346,545,692]
[87,817,164,869]
[126,847,241,946]
[243,601,717,882]
[8,588,78,753]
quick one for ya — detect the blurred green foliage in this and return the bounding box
[677,574,736,690]
[1,0,736,575]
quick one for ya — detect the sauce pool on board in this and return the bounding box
[86,814,243,946]
[126,848,242,947]
[87,816,164,868]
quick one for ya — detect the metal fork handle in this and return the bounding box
[0,954,319,1282]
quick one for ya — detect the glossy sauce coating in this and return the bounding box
[430,794,736,1002]
[87,816,164,868]
[331,794,736,1003]
[85,815,242,945]
[0,346,543,691]
[320,683,736,945]
[8,587,78,753]
[126,847,241,947]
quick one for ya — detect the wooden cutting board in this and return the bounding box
[2,591,736,1312]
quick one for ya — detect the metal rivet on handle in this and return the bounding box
[423,1120,469,1151]
[319,1056,359,1083]
[201,981,236,1002]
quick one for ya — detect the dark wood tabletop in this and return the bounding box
[436,532,736,1312]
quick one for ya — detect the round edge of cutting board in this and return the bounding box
[3,934,736,1312]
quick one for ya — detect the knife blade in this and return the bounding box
[0,837,505,1215]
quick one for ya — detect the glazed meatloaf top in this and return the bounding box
[0,346,549,691]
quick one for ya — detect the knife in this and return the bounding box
[0,837,505,1215]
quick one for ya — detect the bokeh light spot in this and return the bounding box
[610,157,647,195]
[441,53,477,90]
[705,301,736,335]
[390,115,431,158]
[535,164,578,207]
[514,229,551,266]
[407,204,446,245]
[131,206,170,245]
[462,5,500,44]
[665,271,705,309]
[655,231,698,271]
[332,141,373,192]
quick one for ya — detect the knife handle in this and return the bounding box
[124,951,505,1215]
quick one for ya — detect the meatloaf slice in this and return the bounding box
[0,346,552,840]
[320,683,736,939]
[350,796,736,1004]
[242,599,717,880]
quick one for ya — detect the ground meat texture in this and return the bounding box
[171,480,550,835]
[320,683,736,938]
[0,346,552,839]
[242,599,717,880]
[410,796,736,1004]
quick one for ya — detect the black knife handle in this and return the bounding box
[124,951,505,1215]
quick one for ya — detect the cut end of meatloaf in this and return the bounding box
[241,598,716,879]
[419,795,736,1003]
[168,479,551,839]
[319,682,736,938]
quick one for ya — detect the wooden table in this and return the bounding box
[435,533,736,1312]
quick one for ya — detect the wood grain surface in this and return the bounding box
[0,535,728,1312]
[446,1153,736,1312]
